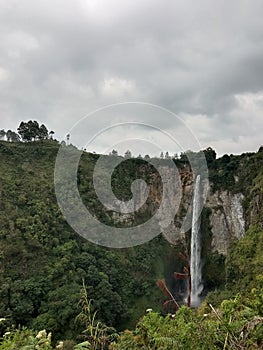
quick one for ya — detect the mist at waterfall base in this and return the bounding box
[190,175,203,307]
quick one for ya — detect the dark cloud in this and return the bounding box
[0,0,263,155]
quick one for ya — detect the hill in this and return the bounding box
[0,140,262,348]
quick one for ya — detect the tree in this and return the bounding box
[6,129,12,141]
[49,130,55,140]
[38,124,48,140]
[17,120,36,141]
[18,121,37,141]
[0,129,6,140]
[111,149,118,156]
[204,147,217,164]
[124,150,131,158]
[29,120,40,141]
[165,151,170,159]
[9,131,20,142]
[5,130,19,142]
[180,152,187,162]
[17,121,49,142]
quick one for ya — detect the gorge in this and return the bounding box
[0,140,262,343]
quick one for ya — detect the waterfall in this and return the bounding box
[190,175,203,306]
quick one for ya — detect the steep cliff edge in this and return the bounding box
[111,147,262,255]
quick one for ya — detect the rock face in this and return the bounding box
[206,188,245,254]
[163,173,246,255]
[111,165,248,255]
[156,167,246,255]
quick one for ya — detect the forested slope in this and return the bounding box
[0,140,178,340]
[0,140,262,349]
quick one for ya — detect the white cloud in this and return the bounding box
[100,77,136,99]
[181,91,263,156]
[0,67,10,82]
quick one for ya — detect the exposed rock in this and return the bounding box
[111,165,247,255]
[206,188,245,254]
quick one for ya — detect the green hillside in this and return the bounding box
[0,140,182,340]
[0,140,262,349]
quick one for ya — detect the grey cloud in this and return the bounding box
[0,0,263,154]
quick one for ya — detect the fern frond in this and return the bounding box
[154,336,178,348]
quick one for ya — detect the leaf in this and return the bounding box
[73,340,91,349]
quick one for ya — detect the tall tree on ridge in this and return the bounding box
[18,120,50,141]
[0,129,6,140]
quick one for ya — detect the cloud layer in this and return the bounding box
[0,0,263,156]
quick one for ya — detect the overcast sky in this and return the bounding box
[0,0,263,156]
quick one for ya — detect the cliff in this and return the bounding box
[110,148,263,255]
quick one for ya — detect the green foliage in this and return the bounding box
[73,341,91,349]
[209,147,263,198]
[17,121,51,142]
[0,138,262,348]
[206,226,263,310]
[203,147,217,165]
[0,327,52,350]
[0,141,174,340]
[75,281,116,350]
[226,226,263,291]
[111,224,263,349]
[111,290,263,349]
